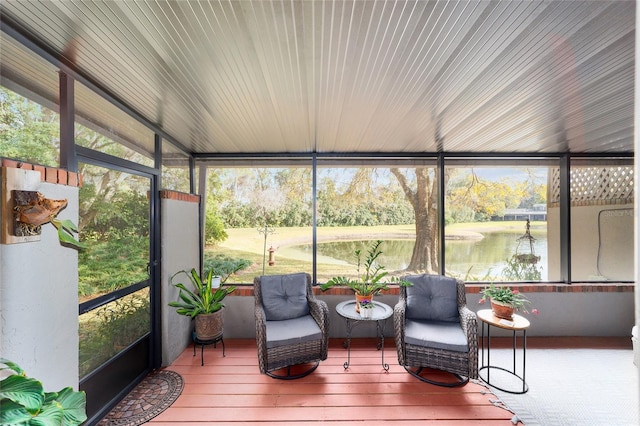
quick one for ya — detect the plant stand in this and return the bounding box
[192,331,225,366]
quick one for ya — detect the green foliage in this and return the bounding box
[316,175,413,227]
[169,269,236,317]
[320,240,411,295]
[79,292,150,377]
[479,283,532,311]
[0,87,60,167]
[215,167,413,229]
[79,184,149,241]
[77,164,150,297]
[0,359,87,426]
[204,205,228,245]
[203,254,250,283]
[445,170,535,224]
[502,254,542,281]
[78,235,148,296]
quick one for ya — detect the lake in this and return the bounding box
[294,233,548,280]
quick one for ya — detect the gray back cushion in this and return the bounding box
[405,274,459,322]
[261,273,310,321]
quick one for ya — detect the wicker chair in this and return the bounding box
[394,274,478,386]
[254,272,329,379]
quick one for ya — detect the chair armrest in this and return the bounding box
[255,302,267,343]
[308,295,329,360]
[459,305,478,347]
[309,298,329,335]
[393,298,407,329]
[394,298,407,365]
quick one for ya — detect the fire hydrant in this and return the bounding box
[268,246,276,266]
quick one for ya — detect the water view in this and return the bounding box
[295,232,548,281]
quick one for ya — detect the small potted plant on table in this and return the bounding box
[479,283,538,320]
[320,240,411,312]
[359,300,374,319]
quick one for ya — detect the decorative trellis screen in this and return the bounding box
[548,166,634,207]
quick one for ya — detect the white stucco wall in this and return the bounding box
[548,203,635,281]
[160,196,200,366]
[0,176,79,391]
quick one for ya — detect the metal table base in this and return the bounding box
[478,310,529,394]
[336,300,393,371]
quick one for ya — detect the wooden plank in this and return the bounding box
[148,339,514,424]
[169,392,500,408]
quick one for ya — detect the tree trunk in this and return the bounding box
[390,167,439,274]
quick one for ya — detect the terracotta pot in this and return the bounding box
[490,300,514,320]
[355,293,373,313]
[195,309,224,340]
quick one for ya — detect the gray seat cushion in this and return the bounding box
[265,315,322,349]
[261,273,310,321]
[405,274,459,322]
[404,319,469,352]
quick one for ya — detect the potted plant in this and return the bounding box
[359,299,374,319]
[320,240,411,312]
[479,283,538,320]
[169,268,236,340]
[0,358,87,426]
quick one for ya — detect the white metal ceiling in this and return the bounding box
[0,0,635,155]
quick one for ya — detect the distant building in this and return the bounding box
[493,204,547,221]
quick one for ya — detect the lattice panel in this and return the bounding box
[548,166,634,206]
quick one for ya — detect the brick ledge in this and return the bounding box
[230,283,634,297]
[160,190,199,203]
[2,158,81,187]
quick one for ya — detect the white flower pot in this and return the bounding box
[211,276,221,289]
[360,308,373,319]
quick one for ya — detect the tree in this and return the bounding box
[0,87,59,166]
[204,168,228,245]
[390,167,440,273]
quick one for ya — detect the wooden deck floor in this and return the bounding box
[150,338,515,425]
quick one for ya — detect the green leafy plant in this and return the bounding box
[169,268,236,317]
[479,283,538,314]
[50,217,86,250]
[0,358,87,426]
[320,240,411,296]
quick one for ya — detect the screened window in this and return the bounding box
[162,141,191,192]
[79,288,150,377]
[203,164,312,283]
[75,82,155,167]
[444,162,558,282]
[316,161,431,282]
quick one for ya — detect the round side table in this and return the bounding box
[477,309,530,394]
[336,300,393,371]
